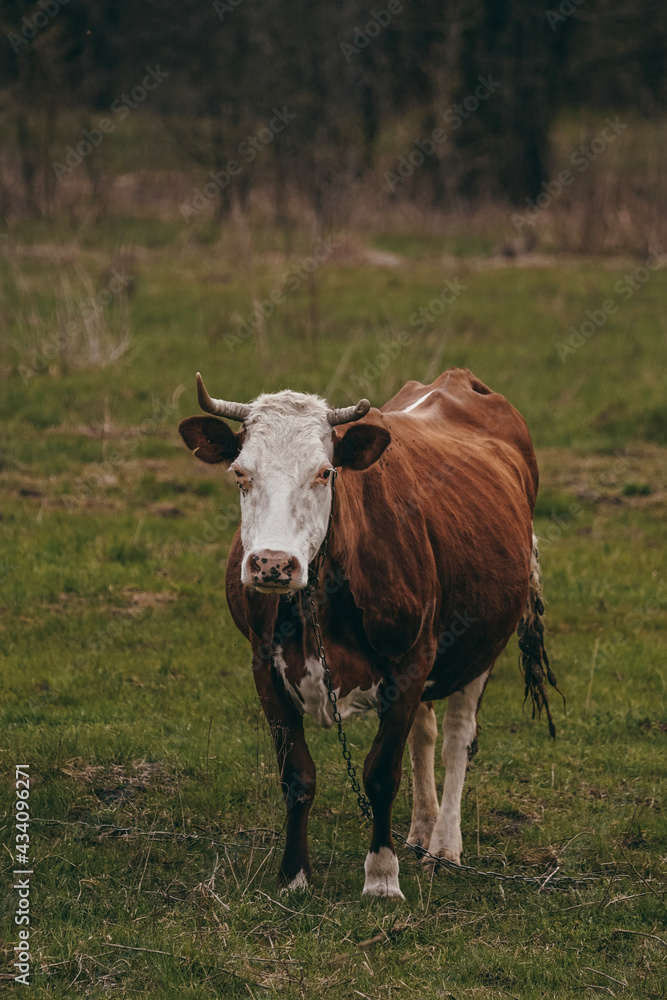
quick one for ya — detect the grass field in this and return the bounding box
[0,224,665,998]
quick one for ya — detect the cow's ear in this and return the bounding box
[332,423,391,471]
[178,416,242,465]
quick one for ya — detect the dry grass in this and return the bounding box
[0,253,133,379]
[1,112,666,254]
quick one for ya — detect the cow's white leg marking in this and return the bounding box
[407,702,440,850]
[427,669,490,867]
[362,847,404,899]
[282,869,309,892]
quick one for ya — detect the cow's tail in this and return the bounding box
[517,533,561,738]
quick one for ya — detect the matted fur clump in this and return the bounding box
[517,600,561,738]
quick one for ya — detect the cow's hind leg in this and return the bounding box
[407,701,440,851]
[425,668,490,870]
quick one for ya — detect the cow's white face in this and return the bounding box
[233,392,336,591]
[179,389,390,594]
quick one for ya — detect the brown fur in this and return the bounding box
[220,369,545,886]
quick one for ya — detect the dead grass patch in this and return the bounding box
[148,502,183,518]
[61,758,173,806]
[62,758,166,784]
[118,588,178,611]
[536,446,667,509]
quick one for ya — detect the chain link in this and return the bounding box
[305,473,599,890]
[307,470,374,823]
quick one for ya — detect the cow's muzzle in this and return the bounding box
[246,550,304,592]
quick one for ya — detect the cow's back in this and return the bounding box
[382,368,538,499]
[330,369,538,688]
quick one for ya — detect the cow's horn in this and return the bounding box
[196,372,251,422]
[327,399,371,425]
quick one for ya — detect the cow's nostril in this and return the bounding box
[249,550,302,587]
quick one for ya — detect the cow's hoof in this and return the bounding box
[362,847,405,900]
[280,869,309,892]
[421,848,461,875]
[362,883,405,899]
[406,821,435,855]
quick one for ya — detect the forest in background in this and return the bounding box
[1,0,666,251]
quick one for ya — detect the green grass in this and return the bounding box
[0,228,665,998]
[2,237,666,453]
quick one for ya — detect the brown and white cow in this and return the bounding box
[179,367,556,898]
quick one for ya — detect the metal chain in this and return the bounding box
[305,473,599,890]
[307,470,374,823]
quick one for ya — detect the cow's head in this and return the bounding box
[179,374,390,593]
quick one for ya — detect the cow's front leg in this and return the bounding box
[252,650,315,890]
[361,660,427,899]
[272,716,315,889]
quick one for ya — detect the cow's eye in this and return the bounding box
[231,465,252,491]
[314,467,333,485]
